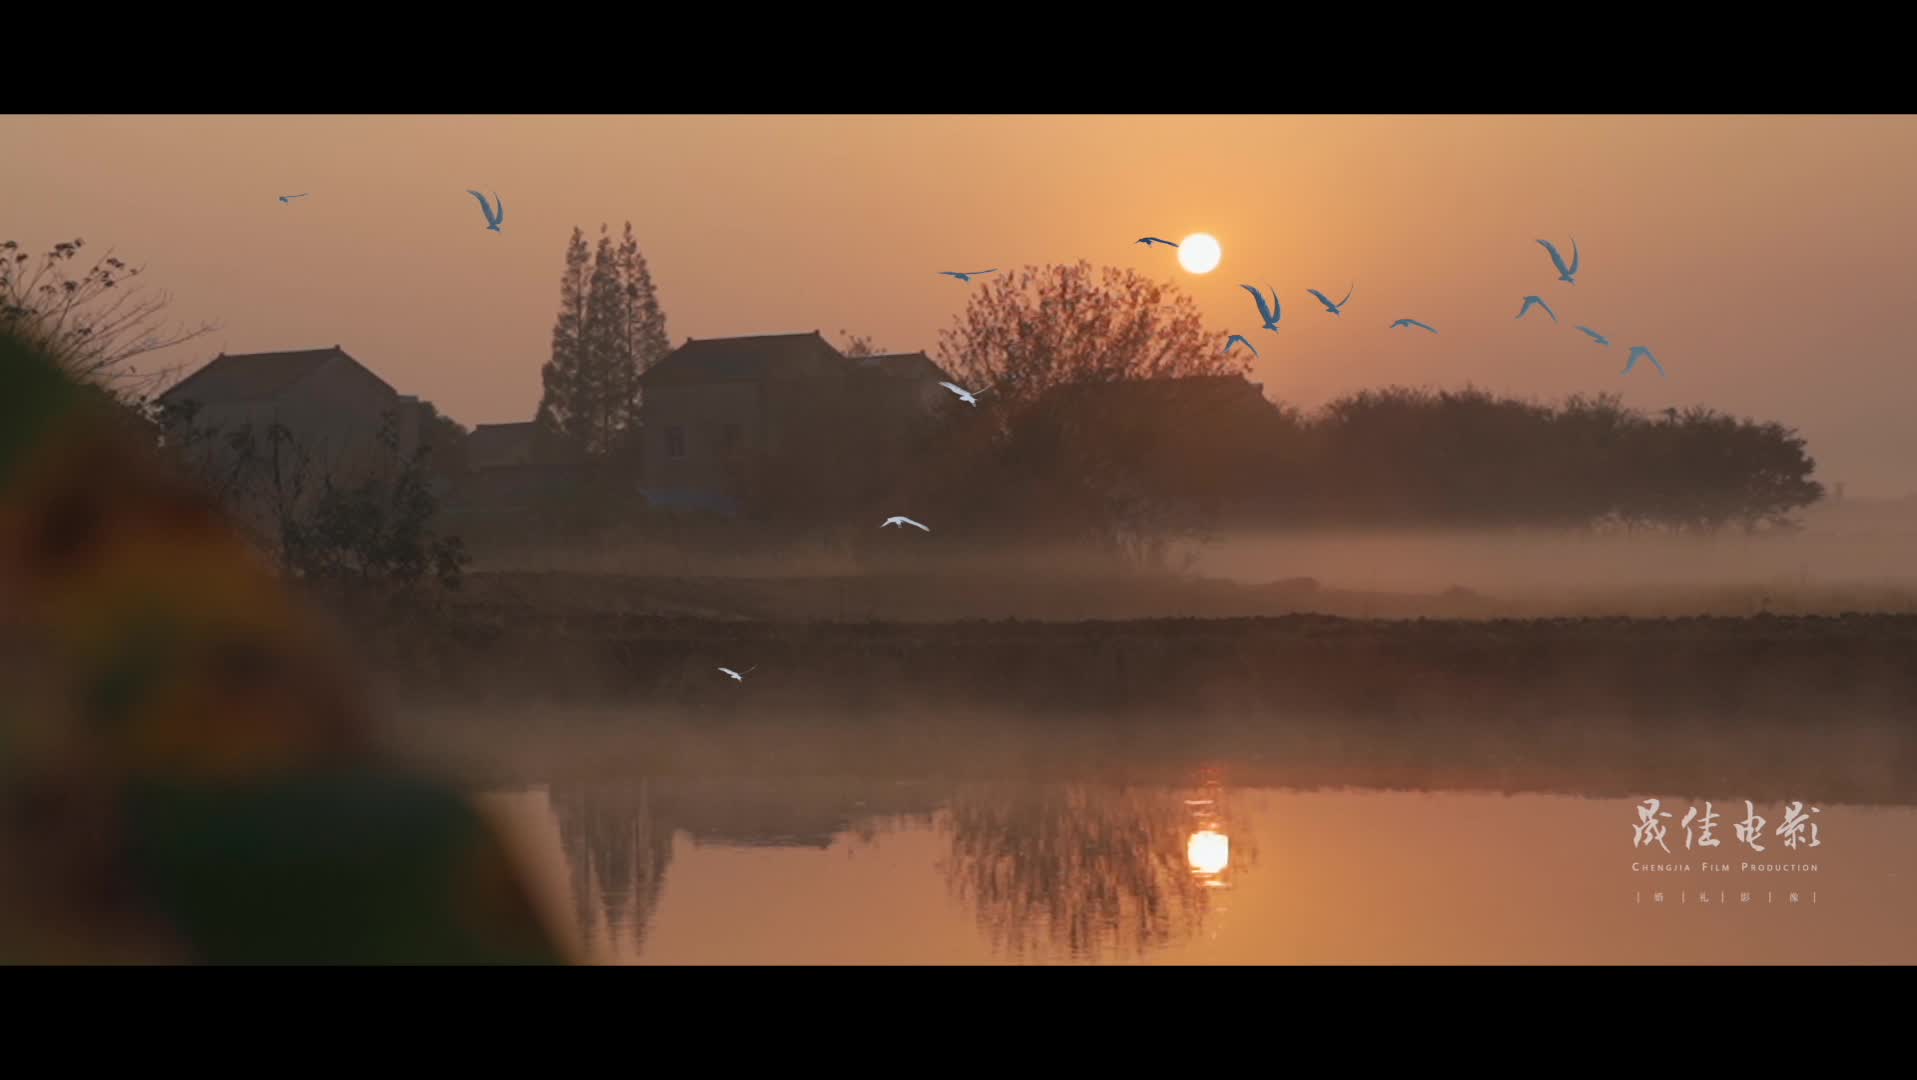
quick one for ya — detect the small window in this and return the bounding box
[665,425,687,460]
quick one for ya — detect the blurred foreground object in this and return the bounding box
[0,327,566,964]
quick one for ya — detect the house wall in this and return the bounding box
[163,356,414,544]
[471,429,536,468]
[640,382,766,498]
[640,370,954,516]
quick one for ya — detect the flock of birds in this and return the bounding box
[278,192,1664,684]
[285,192,1661,376]
[1135,234,1665,377]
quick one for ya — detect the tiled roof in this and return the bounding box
[850,351,951,381]
[639,331,848,386]
[158,346,395,404]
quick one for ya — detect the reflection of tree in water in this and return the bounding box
[937,782,1258,962]
[547,777,947,958]
[548,780,676,957]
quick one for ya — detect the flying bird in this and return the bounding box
[1516,295,1558,323]
[939,269,997,283]
[717,666,757,682]
[882,516,931,532]
[1306,284,1355,316]
[1224,334,1259,358]
[468,190,504,232]
[1390,319,1438,333]
[278,193,309,204]
[1240,284,1282,332]
[1622,346,1666,376]
[938,381,990,406]
[1575,326,1611,346]
[1538,237,1580,284]
[1136,237,1179,248]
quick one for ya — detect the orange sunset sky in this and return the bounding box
[6,115,1915,493]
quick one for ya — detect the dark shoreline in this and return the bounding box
[361,603,1917,721]
[398,701,1917,809]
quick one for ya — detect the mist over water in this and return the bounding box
[1198,517,1917,595]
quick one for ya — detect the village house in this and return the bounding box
[450,419,601,519]
[156,345,427,480]
[635,331,952,517]
[467,422,540,470]
[154,345,444,545]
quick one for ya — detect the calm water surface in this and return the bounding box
[477,771,1917,964]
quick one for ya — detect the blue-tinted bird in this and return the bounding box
[1224,334,1259,359]
[1240,284,1282,332]
[1136,237,1179,248]
[1575,326,1611,346]
[1516,295,1558,323]
[1390,318,1437,334]
[468,190,504,232]
[1306,284,1355,316]
[939,269,997,283]
[1538,237,1579,284]
[1622,346,1666,376]
[278,193,309,204]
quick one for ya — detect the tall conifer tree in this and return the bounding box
[534,227,591,456]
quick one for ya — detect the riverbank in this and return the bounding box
[392,700,1917,809]
[354,591,1917,723]
[450,569,1917,623]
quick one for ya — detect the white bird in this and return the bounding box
[882,516,931,531]
[1224,334,1258,358]
[938,381,991,406]
[1622,346,1666,376]
[939,269,997,282]
[718,666,757,682]
[1538,236,1579,284]
[1516,295,1558,323]
[468,189,504,232]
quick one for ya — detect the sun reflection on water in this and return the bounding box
[1187,828,1231,879]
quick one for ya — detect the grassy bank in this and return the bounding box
[353,592,1917,722]
[453,569,1917,623]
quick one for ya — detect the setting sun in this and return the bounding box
[1177,233,1221,274]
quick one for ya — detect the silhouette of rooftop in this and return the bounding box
[851,351,951,381]
[468,421,538,469]
[640,331,848,385]
[158,345,396,404]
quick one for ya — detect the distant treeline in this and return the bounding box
[836,383,1825,560]
[494,379,1826,566]
[1270,386,1822,531]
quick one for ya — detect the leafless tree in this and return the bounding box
[934,260,1247,409]
[0,236,217,400]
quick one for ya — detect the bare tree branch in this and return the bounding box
[0,236,218,401]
